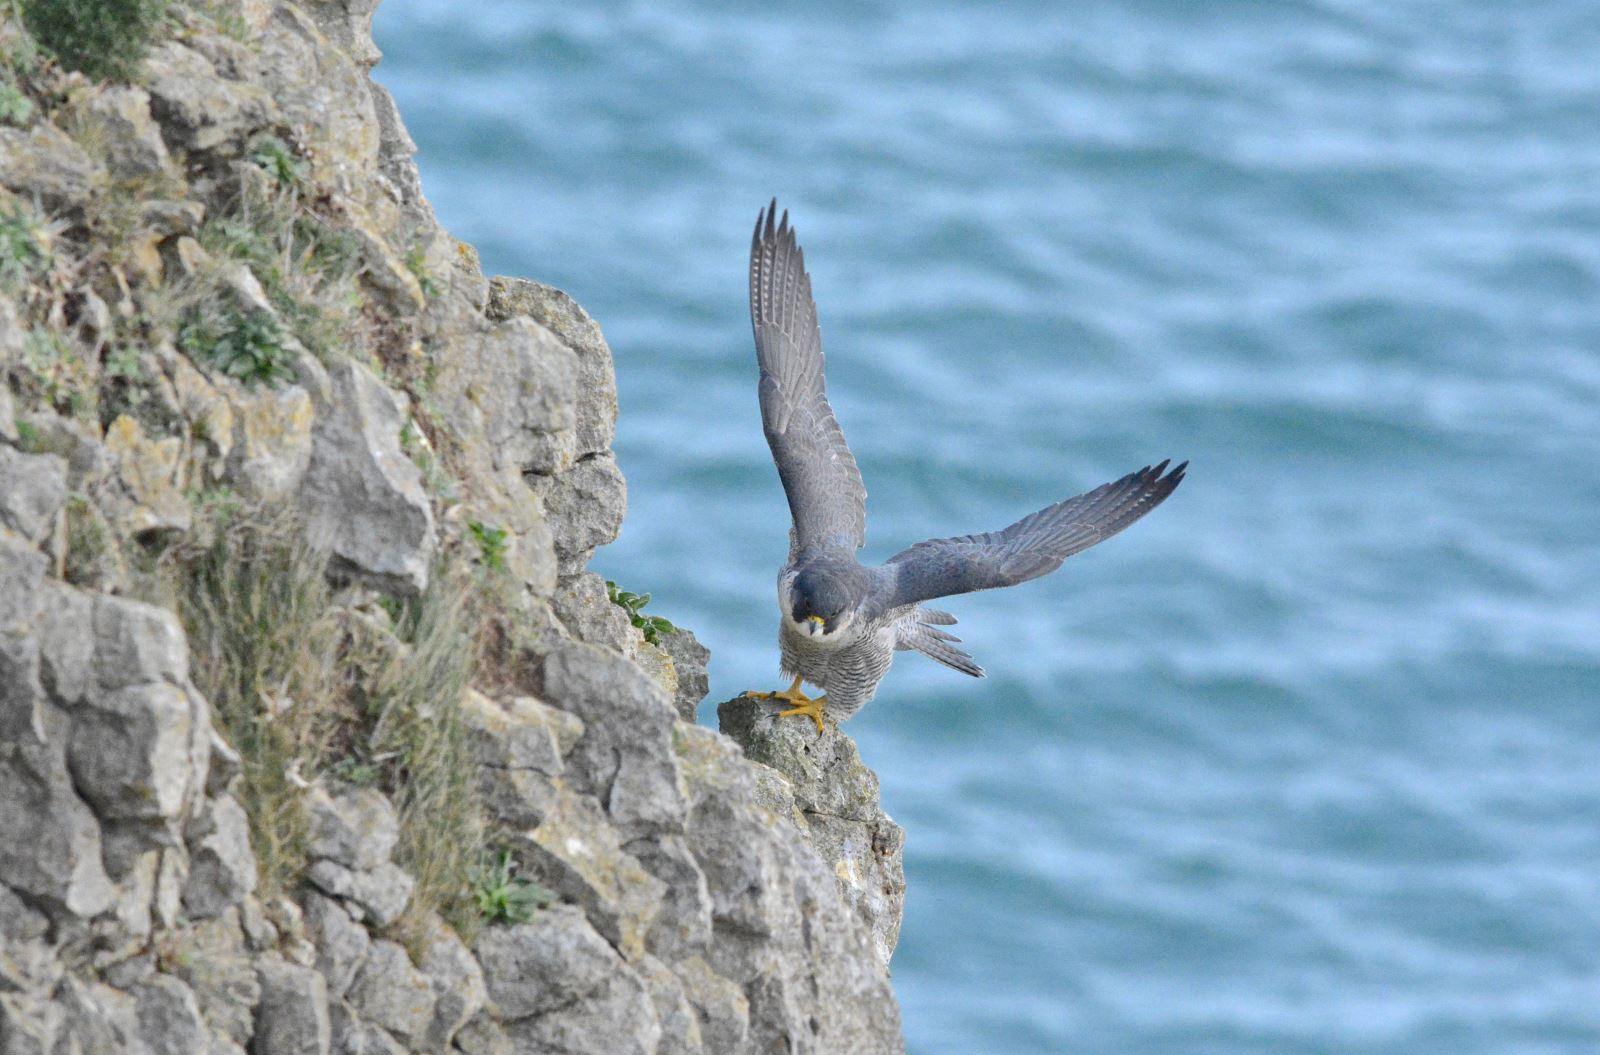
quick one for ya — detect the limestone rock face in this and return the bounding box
[77,86,171,178]
[223,378,315,501]
[486,277,619,457]
[0,123,102,204]
[182,794,259,919]
[0,446,66,544]
[659,626,712,723]
[676,723,905,1054]
[305,787,398,873]
[253,956,331,1055]
[417,918,486,1050]
[0,0,907,1051]
[143,41,273,152]
[537,451,627,576]
[535,643,686,840]
[298,359,436,595]
[476,907,661,1055]
[101,415,191,539]
[348,940,434,1046]
[719,697,909,973]
[303,893,370,998]
[433,317,579,478]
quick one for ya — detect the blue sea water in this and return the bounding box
[372,2,1600,1051]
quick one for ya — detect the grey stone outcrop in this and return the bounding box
[253,957,331,1055]
[182,795,259,918]
[348,941,434,1046]
[719,697,909,972]
[486,277,619,457]
[659,626,712,722]
[675,723,904,1052]
[298,359,436,595]
[305,787,398,873]
[0,123,102,204]
[0,446,67,544]
[76,86,171,178]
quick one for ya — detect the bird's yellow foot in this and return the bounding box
[743,678,828,734]
[778,694,827,736]
[744,676,809,705]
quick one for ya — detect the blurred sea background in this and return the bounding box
[372,2,1600,1052]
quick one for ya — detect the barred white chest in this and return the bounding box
[777,617,899,721]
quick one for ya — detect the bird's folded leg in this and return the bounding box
[777,694,827,736]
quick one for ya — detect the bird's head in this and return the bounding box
[789,565,858,639]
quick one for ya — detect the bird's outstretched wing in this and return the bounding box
[880,461,1187,608]
[750,200,866,556]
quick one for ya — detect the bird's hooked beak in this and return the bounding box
[806,614,826,636]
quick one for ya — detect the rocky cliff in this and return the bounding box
[0,2,905,1052]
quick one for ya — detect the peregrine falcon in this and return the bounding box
[744,200,1187,733]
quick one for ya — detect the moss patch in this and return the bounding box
[22,0,168,82]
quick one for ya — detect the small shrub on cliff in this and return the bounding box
[62,492,121,589]
[470,850,553,925]
[250,136,308,189]
[196,190,368,366]
[606,580,676,645]
[179,307,296,386]
[328,755,382,787]
[148,500,494,937]
[0,201,53,288]
[403,243,438,298]
[0,72,31,125]
[467,520,508,571]
[22,0,168,81]
[20,327,95,419]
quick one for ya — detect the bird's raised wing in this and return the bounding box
[880,460,1187,608]
[750,200,866,556]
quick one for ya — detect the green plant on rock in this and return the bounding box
[0,72,32,125]
[467,520,508,572]
[179,307,296,386]
[12,418,38,449]
[400,411,457,502]
[22,0,168,81]
[251,136,308,189]
[403,242,437,298]
[0,201,53,288]
[97,342,152,422]
[606,580,676,645]
[20,328,95,419]
[329,755,382,788]
[195,194,367,367]
[186,486,243,529]
[102,344,143,383]
[470,850,553,926]
[183,0,248,41]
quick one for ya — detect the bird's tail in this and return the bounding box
[894,607,984,678]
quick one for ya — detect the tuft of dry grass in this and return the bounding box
[145,499,492,943]
[362,561,487,948]
[153,501,342,901]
